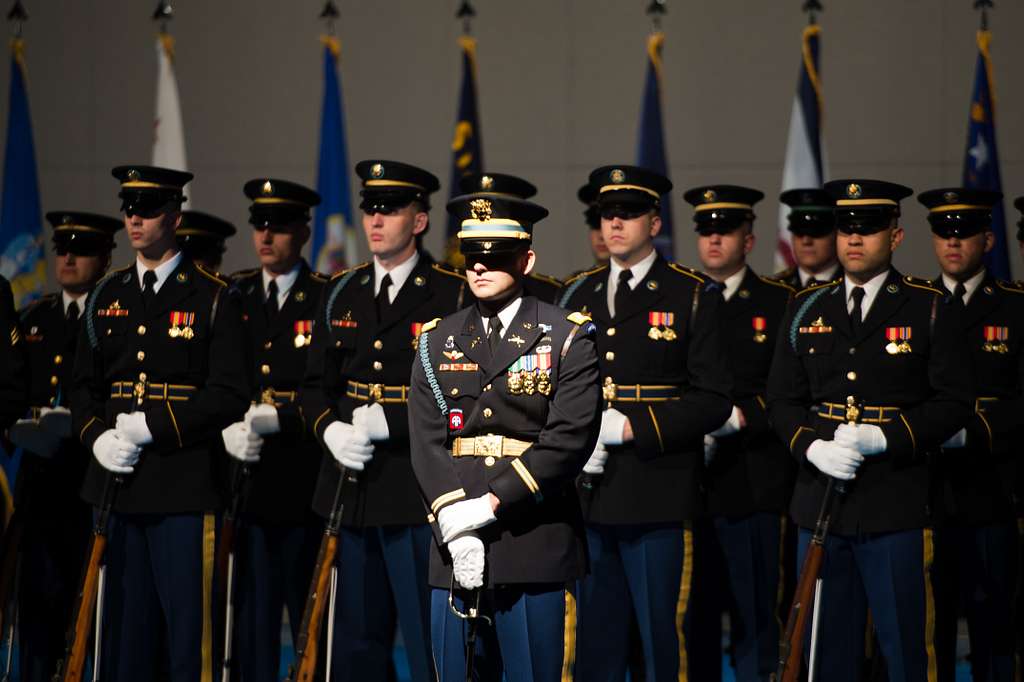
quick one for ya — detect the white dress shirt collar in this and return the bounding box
[482,296,523,339]
[262,262,302,307]
[608,248,658,316]
[61,290,86,317]
[941,268,986,305]
[374,250,420,303]
[136,251,183,295]
[721,267,748,302]
[844,269,890,318]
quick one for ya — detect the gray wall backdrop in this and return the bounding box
[2,0,1023,283]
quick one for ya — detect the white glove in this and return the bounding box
[703,435,718,467]
[806,439,863,481]
[323,421,374,471]
[352,403,389,442]
[8,419,61,458]
[92,429,141,474]
[115,412,153,447]
[942,428,967,449]
[598,408,628,446]
[709,405,744,437]
[583,443,609,475]
[245,403,281,436]
[221,421,263,462]
[38,406,73,438]
[833,423,887,456]
[448,535,485,590]
[437,495,497,543]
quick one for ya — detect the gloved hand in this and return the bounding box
[245,403,281,436]
[806,439,863,480]
[221,421,263,462]
[833,423,887,456]
[942,428,967,449]
[583,443,609,475]
[8,419,61,458]
[38,406,73,438]
[437,495,497,543]
[448,535,485,589]
[115,412,153,447]
[323,421,374,471]
[352,403,389,442]
[709,405,745,437]
[598,408,628,446]
[93,429,141,474]
[703,435,718,467]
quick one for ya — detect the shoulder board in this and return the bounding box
[228,267,259,281]
[330,261,370,281]
[195,263,227,287]
[795,277,841,298]
[308,271,329,284]
[902,275,942,295]
[997,280,1024,294]
[421,317,442,333]
[667,263,707,284]
[431,262,467,281]
[18,293,58,319]
[562,264,607,286]
[530,272,562,287]
[773,266,796,280]
[758,274,795,293]
[566,311,592,326]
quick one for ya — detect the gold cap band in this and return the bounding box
[598,184,660,199]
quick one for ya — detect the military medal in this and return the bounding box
[410,322,424,350]
[648,311,676,341]
[982,326,1008,353]
[752,316,767,343]
[521,371,536,395]
[180,312,196,340]
[507,371,523,395]
[294,320,313,348]
[648,326,662,340]
[885,326,912,354]
[537,372,552,396]
[168,311,183,338]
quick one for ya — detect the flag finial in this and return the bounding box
[6,0,27,38]
[802,0,823,25]
[974,0,993,30]
[320,1,339,35]
[152,1,173,32]
[456,1,475,36]
[646,0,666,30]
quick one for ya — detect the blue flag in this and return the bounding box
[445,35,484,266]
[0,39,45,309]
[963,29,1010,280]
[312,36,355,275]
[636,32,673,260]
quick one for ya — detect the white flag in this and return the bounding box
[152,34,190,206]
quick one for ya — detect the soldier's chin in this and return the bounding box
[469,281,514,302]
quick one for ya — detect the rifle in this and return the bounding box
[284,465,354,682]
[54,472,121,682]
[218,463,252,682]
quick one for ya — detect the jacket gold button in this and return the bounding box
[261,364,271,375]
[50,375,58,386]
[450,387,459,396]
[373,340,383,350]
[54,354,63,365]
[137,325,146,335]
[136,351,145,361]
[846,371,857,381]
[606,328,616,336]
[605,351,615,361]
[264,341,272,350]
[483,408,493,418]
[373,361,383,371]
[485,456,496,467]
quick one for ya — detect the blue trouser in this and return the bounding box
[101,512,216,682]
[331,524,434,682]
[576,523,700,681]
[431,583,575,682]
[796,527,938,682]
[713,513,787,682]
[232,520,320,682]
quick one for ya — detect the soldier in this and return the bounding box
[0,274,27,432]
[302,160,468,681]
[4,212,119,682]
[409,191,600,681]
[920,188,1021,681]
[218,179,326,681]
[459,172,562,302]
[776,188,841,289]
[175,210,236,274]
[71,165,249,681]
[767,179,973,679]
[561,166,733,679]
[686,185,796,680]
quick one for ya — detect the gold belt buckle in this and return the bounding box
[602,377,617,401]
[261,388,277,406]
[476,435,503,458]
[369,383,384,402]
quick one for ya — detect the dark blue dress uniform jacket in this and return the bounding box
[0,275,28,432]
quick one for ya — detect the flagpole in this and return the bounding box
[803,0,822,26]
[974,0,992,31]
[6,1,25,39]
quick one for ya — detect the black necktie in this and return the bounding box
[487,316,503,352]
[65,299,80,340]
[142,270,157,310]
[266,279,279,322]
[376,273,393,318]
[849,286,865,336]
[613,269,632,318]
[953,282,967,307]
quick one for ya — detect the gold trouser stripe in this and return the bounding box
[201,513,215,682]
[775,516,786,634]
[561,585,576,681]
[676,523,694,681]
[900,413,917,456]
[166,402,183,448]
[976,412,994,452]
[647,405,664,452]
[923,528,937,682]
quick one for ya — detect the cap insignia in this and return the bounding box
[370,163,384,179]
[703,189,717,203]
[846,183,862,199]
[470,198,493,222]
[943,191,958,203]
[126,169,140,182]
[610,169,625,184]
[261,181,273,196]
[480,175,494,190]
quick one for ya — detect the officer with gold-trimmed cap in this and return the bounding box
[8,211,119,681]
[561,166,732,679]
[302,158,468,681]
[777,188,842,289]
[71,164,249,681]
[175,210,236,274]
[409,191,600,680]
[919,187,1022,680]
[767,179,973,679]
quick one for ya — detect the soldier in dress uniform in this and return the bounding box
[560,166,733,679]
[685,185,796,680]
[459,172,562,302]
[0,275,27,433]
[919,188,1021,681]
[302,159,468,681]
[776,188,842,290]
[175,210,236,274]
[5,212,119,682]
[217,178,325,681]
[408,191,601,681]
[767,179,974,680]
[71,165,249,681]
